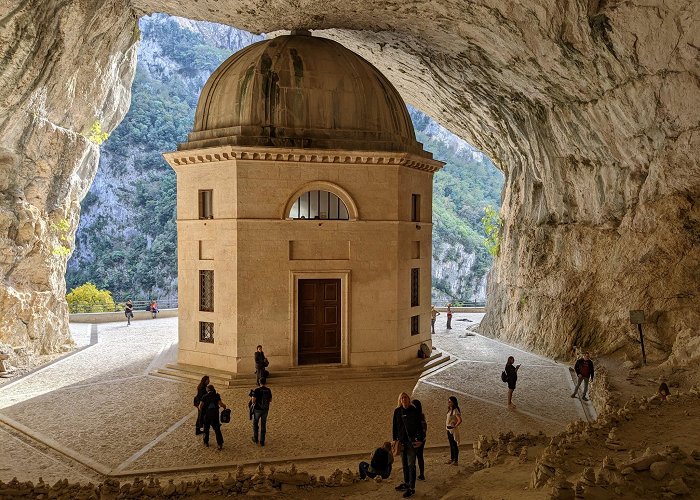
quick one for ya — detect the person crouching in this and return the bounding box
[359,441,394,480]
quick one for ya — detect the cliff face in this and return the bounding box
[0,0,139,352]
[1,0,698,364]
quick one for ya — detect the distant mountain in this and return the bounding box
[66,14,503,304]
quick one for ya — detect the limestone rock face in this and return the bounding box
[1,0,698,362]
[0,0,139,352]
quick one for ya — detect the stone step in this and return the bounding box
[151,351,449,388]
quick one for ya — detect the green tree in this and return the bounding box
[66,282,116,313]
[482,205,503,257]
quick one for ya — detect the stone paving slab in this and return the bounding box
[0,313,587,481]
[126,378,417,471]
[0,425,96,484]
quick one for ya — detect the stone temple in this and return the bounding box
[164,31,443,373]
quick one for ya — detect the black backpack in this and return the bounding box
[501,370,508,383]
[220,408,231,424]
[258,388,271,411]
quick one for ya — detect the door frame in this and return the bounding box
[290,271,350,367]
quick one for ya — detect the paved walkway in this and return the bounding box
[0,314,588,483]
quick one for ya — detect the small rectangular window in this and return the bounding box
[411,194,421,222]
[199,321,214,343]
[199,190,213,219]
[199,270,214,312]
[411,268,420,307]
[411,315,420,336]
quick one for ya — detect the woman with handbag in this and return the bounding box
[445,396,462,465]
[392,392,424,498]
[194,375,209,435]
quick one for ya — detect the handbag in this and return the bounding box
[391,440,403,456]
[220,408,231,424]
[263,358,269,367]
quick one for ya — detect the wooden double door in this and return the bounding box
[298,279,342,365]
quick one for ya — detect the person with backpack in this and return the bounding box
[199,384,227,450]
[250,378,272,446]
[392,392,424,498]
[445,396,462,465]
[504,356,520,409]
[412,399,428,480]
[571,352,594,401]
[359,441,394,480]
[193,375,210,435]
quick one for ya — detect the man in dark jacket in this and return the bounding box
[199,384,227,450]
[392,393,425,498]
[571,352,594,401]
[359,441,394,479]
[251,378,272,446]
[254,345,268,386]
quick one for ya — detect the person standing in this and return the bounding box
[393,392,424,498]
[199,384,227,450]
[194,375,210,435]
[124,300,134,326]
[359,441,394,480]
[445,396,462,465]
[412,399,427,480]
[446,303,453,330]
[251,378,272,446]
[150,300,159,319]
[254,345,268,386]
[571,352,594,401]
[430,306,440,335]
[505,356,520,409]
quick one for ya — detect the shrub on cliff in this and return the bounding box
[66,282,116,313]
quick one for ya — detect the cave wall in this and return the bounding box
[1,0,698,363]
[0,0,139,352]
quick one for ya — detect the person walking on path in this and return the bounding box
[254,345,269,386]
[571,352,594,401]
[445,396,462,465]
[193,375,209,435]
[124,300,134,326]
[505,356,520,409]
[393,392,424,498]
[430,306,440,335]
[412,399,428,480]
[446,304,453,330]
[359,441,394,480]
[251,378,272,446]
[199,384,227,450]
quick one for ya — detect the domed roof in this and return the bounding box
[179,32,428,156]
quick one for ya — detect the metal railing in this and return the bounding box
[433,300,486,308]
[68,298,178,314]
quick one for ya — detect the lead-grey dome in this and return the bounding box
[179,32,429,156]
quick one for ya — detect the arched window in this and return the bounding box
[288,190,349,220]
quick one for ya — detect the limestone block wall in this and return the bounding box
[1,0,698,368]
[170,155,434,372]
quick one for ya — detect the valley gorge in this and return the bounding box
[0,0,698,369]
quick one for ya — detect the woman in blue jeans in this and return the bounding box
[392,392,424,498]
[445,396,462,465]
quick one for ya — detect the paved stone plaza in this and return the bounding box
[0,314,589,483]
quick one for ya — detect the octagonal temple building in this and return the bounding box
[163,31,443,375]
